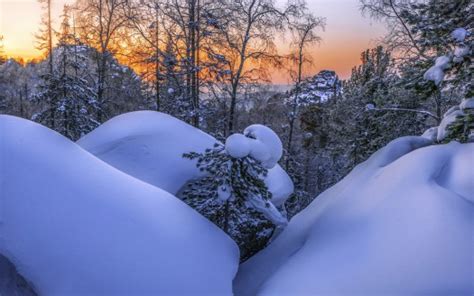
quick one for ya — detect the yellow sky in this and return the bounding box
[0,0,73,59]
[0,0,385,80]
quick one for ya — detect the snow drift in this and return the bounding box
[0,115,238,295]
[235,137,474,295]
[77,111,293,206]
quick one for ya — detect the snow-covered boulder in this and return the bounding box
[78,111,293,205]
[0,115,238,295]
[234,137,473,295]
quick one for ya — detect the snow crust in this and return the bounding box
[78,111,293,205]
[234,137,473,295]
[0,115,238,295]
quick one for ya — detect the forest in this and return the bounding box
[0,0,472,295]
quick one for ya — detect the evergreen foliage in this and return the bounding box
[32,7,100,140]
[442,111,474,143]
[182,143,277,261]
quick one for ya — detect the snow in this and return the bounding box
[78,111,294,205]
[460,98,474,111]
[247,196,288,227]
[437,109,465,142]
[453,45,470,63]
[225,133,251,158]
[234,137,473,295]
[217,184,232,202]
[444,105,461,117]
[78,111,217,195]
[451,28,468,42]
[365,103,376,111]
[265,165,294,206]
[244,124,283,169]
[224,125,283,170]
[421,126,438,142]
[423,55,451,86]
[0,115,238,295]
[0,255,36,296]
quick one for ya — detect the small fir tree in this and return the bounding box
[182,143,283,261]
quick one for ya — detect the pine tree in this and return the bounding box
[0,35,6,65]
[182,142,285,261]
[33,6,100,140]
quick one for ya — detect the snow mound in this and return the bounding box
[0,115,238,295]
[234,137,473,295]
[78,111,293,205]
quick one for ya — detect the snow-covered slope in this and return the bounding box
[77,111,293,206]
[0,115,238,295]
[234,137,474,295]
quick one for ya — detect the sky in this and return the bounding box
[0,0,386,81]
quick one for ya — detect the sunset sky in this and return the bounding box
[0,0,386,81]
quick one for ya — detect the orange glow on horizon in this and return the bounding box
[0,0,385,81]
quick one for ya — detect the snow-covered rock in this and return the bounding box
[234,137,473,295]
[0,115,238,295]
[78,111,294,205]
[287,70,342,105]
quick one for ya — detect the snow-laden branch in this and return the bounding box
[366,106,440,121]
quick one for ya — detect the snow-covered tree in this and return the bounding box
[421,27,473,144]
[182,125,287,260]
[0,35,6,65]
[32,6,100,140]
